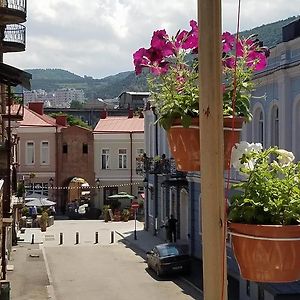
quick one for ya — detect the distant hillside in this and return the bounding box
[26,68,82,80]
[25,15,299,100]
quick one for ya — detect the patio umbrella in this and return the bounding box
[108,192,135,200]
[25,198,56,207]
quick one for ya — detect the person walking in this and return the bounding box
[167,215,178,243]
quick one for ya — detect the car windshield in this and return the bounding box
[157,245,186,257]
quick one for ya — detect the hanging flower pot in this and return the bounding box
[228,144,300,282]
[167,116,244,172]
[229,223,300,282]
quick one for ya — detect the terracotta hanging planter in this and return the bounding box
[229,222,300,283]
[167,116,244,172]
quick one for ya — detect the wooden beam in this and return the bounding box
[198,1,227,299]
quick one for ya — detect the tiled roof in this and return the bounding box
[19,106,57,127]
[94,117,144,133]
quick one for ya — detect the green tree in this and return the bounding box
[49,112,91,129]
[70,100,84,109]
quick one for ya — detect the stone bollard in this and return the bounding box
[59,233,63,245]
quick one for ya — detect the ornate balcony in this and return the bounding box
[1,24,26,52]
[0,0,27,25]
[136,156,183,176]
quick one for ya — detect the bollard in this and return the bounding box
[59,233,63,245]
[31,234,34,244]
[75,232,79,245]
[110,231,114,244]
[95,232,99,244]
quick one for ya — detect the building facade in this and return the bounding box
[93,112,144,209]
[143,19,300,300]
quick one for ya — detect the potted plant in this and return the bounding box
[133,21,269,171]
[121,209,130,222]
[40,211,48,232]
[228,141,300,282]
[102,205,110,222]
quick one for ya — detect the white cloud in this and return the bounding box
[3,0,300,78]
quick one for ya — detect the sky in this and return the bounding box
[4,0,300,79]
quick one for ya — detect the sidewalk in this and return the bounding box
[115,224,203,294]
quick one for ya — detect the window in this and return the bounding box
[101,149,110,169]
[258,284,264,300]
[246,280,250,296]
[253,108,264,146]
[103,187,118,205]
[271,106,279,146]
[83,143,88,154]
[63,143,68,154]
[118,149,127,168]
[137,148,144,157]
[26,182,48,197]
[258,111,264,145]
[26,141,35,165]
[40,141,49,165]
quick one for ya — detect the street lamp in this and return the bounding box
[49,177,54,201]
[96,178,101,207]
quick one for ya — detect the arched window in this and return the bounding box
[271,106,279,147]
[253,108,264,145]
[258,111,264,145]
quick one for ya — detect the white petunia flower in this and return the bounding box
[276,149,295,166]
[230,141,262,170]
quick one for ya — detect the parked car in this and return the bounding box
[146,243,191,277]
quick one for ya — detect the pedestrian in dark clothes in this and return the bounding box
[167,214,178,242]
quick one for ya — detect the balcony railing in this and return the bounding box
[136,156,182,176]
[1,92,24,120]
[1,24,26,52]
[0,0,27,25]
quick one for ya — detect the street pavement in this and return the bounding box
[7,219,203,300]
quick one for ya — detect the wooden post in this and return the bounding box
[198,1,227,300]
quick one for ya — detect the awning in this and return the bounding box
[0,63,32,90]
[108,192,135,200]
[25,198,56,207]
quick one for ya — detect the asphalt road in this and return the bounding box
[8,220,202,300]
[45,243,201,300]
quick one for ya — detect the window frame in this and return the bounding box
[40,140,49,165]
[118,148,127,169]
[25,141,35,165]
[101,148,110,170]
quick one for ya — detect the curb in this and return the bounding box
[40,245,57,300]
[115,231,203,295]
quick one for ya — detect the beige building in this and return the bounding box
[16,102,64,203]
[93,112,144,208]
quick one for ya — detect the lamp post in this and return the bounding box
[49,177,54,202]
[96,178,100,207]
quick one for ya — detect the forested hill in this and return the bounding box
[25,15,299,100]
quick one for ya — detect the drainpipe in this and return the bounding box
[153,108,159,236]
[130,132,133,195]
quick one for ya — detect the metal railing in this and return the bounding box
[1,92,24,120]
[0,0,27,13]
[136,157,180,175]
[3,24,25,45]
